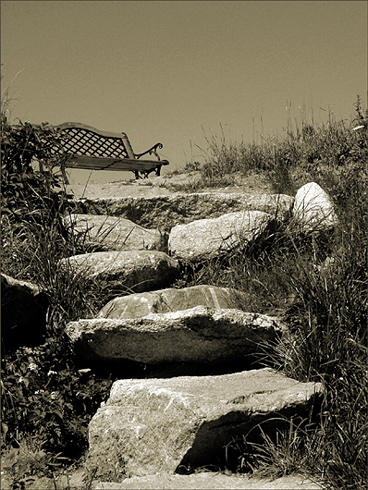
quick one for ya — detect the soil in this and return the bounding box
[66,170,274,200]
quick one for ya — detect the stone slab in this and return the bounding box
[75,193,293,231]
[88,368,322,479]
[63,213,167,252]
[58,250,179,294]
[98,285,250,319]
[168,211,273,262]
[66,307,282,365]
[95,472,323,489]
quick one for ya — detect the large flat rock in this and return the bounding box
[98,285,250,319]
[58,250,179,294]
[168,210,273,262]
[95,472,323,489]
[66,307,282,366]
[63,214,167,252]
[74,193,293,231]
[88,368,322,479]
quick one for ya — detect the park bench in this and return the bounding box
[53,122,169,184]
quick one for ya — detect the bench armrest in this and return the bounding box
[135,142,163,160]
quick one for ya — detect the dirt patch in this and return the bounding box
[67,171,274,201]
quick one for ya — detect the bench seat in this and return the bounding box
[54,122,169,183]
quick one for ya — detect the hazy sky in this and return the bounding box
[1,1,367,184]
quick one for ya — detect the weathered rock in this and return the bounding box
[75,193,293,231]
[88,368,322,479]
[58,250,179,294]
[168,211,273,262]
[95,472,323,490]
[293,182,338,231]
[66,307,282,366]
[1,273,49,350]
[98,285,249,319]
[63,214,167,252]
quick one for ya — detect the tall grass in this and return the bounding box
[0,93,120,487]
[179,98,368,489]
[189,98,367,197]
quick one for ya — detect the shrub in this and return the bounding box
[0,117,73,282]
[1,339,113,460]
[1,118,68,216]
[0,109,116,477]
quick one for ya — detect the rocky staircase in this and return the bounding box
[66,180,336,488]
[3,179,336,489]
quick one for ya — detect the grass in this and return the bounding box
[0,107,125,486]
[1,92,367,488]
[174,98,367,489]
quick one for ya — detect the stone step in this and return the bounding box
[168,210,274,262]
[58,250,180,294]
[87,368,322,480]
[98,285,252,319]
[94,472,323,489]
[63,213,168,252]
[73,192,293,231]
[66,307,283,374]
[0,465,324,489]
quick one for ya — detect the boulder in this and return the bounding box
[87,368,322,479]
[63,214,167,252]
[75,193,293,231]
[98,285,249,319]
[66,307,282,368]
[293,182,338,231]
[168,211,273,262]
[58,250,179,294]
[1,273,49,351]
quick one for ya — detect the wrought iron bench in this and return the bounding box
[53,122,169,184]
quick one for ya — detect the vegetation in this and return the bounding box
[1,86,367,489]
[1,99,116,488]
[178,97,368,489]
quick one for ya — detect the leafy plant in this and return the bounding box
[1,337,112,454]
[2,443,71,490]
[1,118,69,219]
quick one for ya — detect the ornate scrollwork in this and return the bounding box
[135,142,164,160]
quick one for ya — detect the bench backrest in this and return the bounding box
[55,122,136,159]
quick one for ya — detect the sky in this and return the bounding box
[1,1,367,185]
